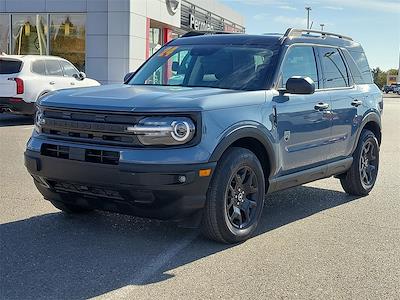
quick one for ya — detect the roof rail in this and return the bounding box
[283,28,353,41]
[181,31,237,38]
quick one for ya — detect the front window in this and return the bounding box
[129,44,277,91]
[60,60,79,77]
[280,46,319,88]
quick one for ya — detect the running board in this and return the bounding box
[268,158,353,193]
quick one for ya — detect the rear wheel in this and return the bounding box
[201,147,265,243]
[49,199,93,214]
[340,129,379,196]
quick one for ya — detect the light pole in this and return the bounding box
[320,23,325,31]
[305,7,312,29]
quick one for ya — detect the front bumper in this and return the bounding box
[0,97,35,115]
[25,148,215,221]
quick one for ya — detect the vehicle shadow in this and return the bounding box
[0,185,360,299]
[0,113,33,127]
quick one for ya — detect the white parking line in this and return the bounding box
[95,231,199,299]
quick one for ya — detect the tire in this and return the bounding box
[340,129,379,196]
[201,147,265,243]
[50,199,93,214]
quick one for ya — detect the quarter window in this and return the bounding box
[342,50,364,84]
[318,47,349,88]
[348,50,373,84]
[280,46,319,88]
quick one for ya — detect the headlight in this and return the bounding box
[34,106,45,133]
[127,116,196,146]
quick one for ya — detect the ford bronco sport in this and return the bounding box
[25,29,383,243]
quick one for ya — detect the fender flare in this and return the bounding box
[209,124,277,176]
[351,111,382,153]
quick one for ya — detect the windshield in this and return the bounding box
[129,44,278,91]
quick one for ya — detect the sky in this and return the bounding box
[221,0,400,71]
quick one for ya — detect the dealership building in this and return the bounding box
[0,0,245,84]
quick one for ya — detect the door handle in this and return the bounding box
[49,81,55,85]
[70,82,75,86]
[351,99,363,107]
[314,102,330,111]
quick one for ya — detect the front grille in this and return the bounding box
[85,149,119,165]
[41,144,70,159]
[41,143,120,165]
[49,180,123,200]
[40,108,143,146]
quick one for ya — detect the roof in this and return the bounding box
[170,34,283,46]
[0,54,65,61]
[172,28,361,49]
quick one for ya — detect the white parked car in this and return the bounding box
[0,55,100,115]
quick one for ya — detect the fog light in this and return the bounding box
[178,175,186,183]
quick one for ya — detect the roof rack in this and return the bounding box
[283,28,353,41]
[181,31,237,38]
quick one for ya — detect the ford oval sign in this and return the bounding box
[166,0,180,15]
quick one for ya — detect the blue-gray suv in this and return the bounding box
[25,29,383,243]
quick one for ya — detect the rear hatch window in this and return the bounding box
[0,59,23,74]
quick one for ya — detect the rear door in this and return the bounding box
[274,45,332,174]
[0,58,22,97]
[316,47,361,160]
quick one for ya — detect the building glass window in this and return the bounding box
[50,14,86,71]
[0,14,10,53]
[11,14,47,55]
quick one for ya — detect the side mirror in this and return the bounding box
[285,76,315,95]
[74,72,86,81]
[124,71,135,83]
[172,61,179,72]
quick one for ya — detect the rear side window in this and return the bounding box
[31,60,47,75]
[60,60,79,77]
[348,50,373,84]
[318,47,349,88]
[45,60,63,76]
[280,46,319,88]
[0,59,22,74]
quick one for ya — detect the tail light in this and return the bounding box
[8,77,24,94]
[15,78,24,94]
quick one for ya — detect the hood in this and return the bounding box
[40,84,250,112]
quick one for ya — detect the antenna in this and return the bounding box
[305,7,312,29]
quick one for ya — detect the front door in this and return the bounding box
[274,45,332,174]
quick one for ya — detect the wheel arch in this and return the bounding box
[350,112,381,155]
[359,112,382,144]
[209,126,277,182]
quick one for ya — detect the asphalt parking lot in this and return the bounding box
[0,93,399,300]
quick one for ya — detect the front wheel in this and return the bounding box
[201,147,265,243]
[340,129,379,196]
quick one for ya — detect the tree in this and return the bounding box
[372,67,387,89]
[387,69,399,76]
